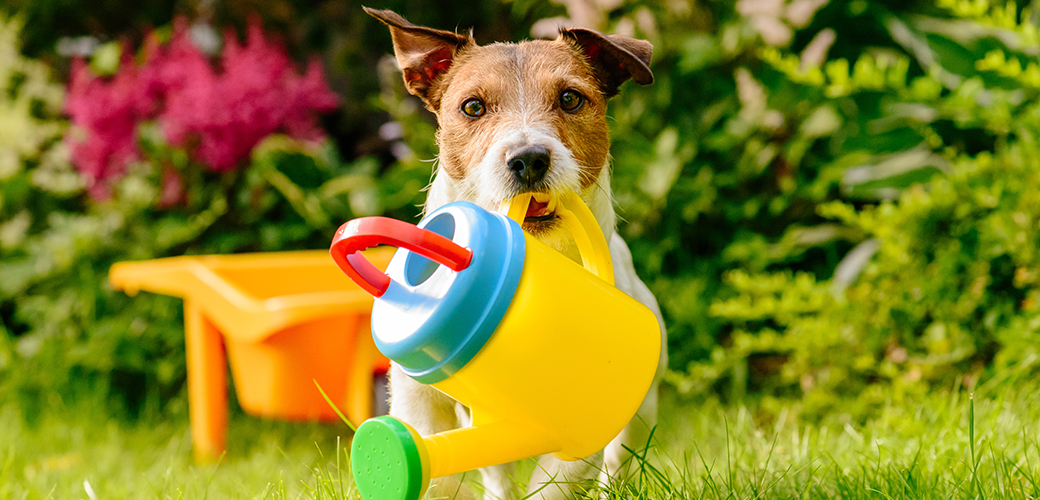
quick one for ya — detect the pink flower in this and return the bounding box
[151,18,339,172]
[64,17,340,199]
[65,55,154,200]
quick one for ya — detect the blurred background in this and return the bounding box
[2,0,1039,427]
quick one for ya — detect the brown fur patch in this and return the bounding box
[431,40,610,189]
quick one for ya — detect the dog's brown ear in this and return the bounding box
[559,28,653,97]
[364,7,473,106]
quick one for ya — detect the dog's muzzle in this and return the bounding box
[507,145,551,188]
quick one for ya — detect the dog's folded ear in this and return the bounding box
[364,7,474,107]
[559,28,653,97]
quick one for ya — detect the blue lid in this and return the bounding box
[371,201,525,384]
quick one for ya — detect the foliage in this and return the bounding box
[6,0,1040,420]
[0,16,65,181]
[589,0,1040,417]
[66,18,339,199]
[0,13,78,399]
[0,16,427,413]
[699,76,1040,414]
[3,0,554,179]
[0,0,176,59]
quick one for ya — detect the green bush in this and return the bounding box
[596,0,1040,417]
[5,0,1040,421]
[0,14,78,408]
[0,15,438,414]
[700,138,1040,419]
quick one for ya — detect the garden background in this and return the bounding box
[4,0,1040,497]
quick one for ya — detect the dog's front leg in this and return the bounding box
[601,378,659,483]
[479,462,517,500]
[601,233,669,484]
[387,363,476,500]
[526,451,604,500]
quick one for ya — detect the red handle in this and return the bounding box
[330,217,473,297]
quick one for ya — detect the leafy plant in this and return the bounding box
[7,0,1040,421]
[0,17,411,414]
[65,18,340,199]
[607,0,1040,417]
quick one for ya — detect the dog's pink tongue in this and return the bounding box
[526,198,551,218]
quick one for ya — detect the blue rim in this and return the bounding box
[370,201,525,384]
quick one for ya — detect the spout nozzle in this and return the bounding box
[351,417,429,500]
[352,416,563,500]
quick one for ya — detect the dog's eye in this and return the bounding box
[559,90,585,112]
[461,98,486,118]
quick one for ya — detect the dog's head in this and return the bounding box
[366,8,652,245]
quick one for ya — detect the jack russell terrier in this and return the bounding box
[364,7,668,499]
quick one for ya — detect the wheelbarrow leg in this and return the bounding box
[185,300,228,463]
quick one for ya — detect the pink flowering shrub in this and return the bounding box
[65,19,339,199]
[65,56,152,199]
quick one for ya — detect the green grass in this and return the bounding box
[0,391,357,499]
[614,385,1040,499]
[4,381,1040,499]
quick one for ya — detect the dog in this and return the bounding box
[365,8,668,499]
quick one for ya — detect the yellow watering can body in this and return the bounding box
[330,192,660,500]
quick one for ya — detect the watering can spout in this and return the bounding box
[352,416,560,500]
[423,418,559,478]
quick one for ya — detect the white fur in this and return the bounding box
[396,91,666,500]
[427,126,584,215]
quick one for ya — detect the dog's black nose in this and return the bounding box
[507,145,551,187]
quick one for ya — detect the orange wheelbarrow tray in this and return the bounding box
[109,249,394,463]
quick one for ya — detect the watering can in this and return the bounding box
[329,191,660,500]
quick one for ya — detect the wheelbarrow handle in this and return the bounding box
[330,217,473,297]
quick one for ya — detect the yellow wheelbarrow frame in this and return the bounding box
[109,249,394,463]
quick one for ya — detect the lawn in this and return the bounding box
[2,393,350,499]
[6,380,1040,499]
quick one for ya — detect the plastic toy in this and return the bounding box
[109,249,394,463]
[330,192,661,500]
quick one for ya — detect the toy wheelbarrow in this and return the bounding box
[109,249,394,463]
